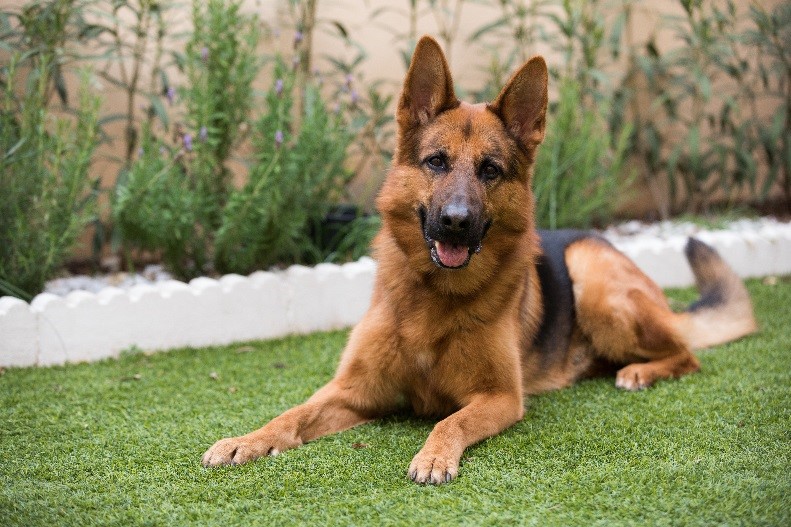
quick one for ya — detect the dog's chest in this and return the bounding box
[414,350,434,372]
[388,282,513,416]
[398,337,472,417]
[403,356,459,417]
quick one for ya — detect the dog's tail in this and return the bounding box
[674,238,757,350]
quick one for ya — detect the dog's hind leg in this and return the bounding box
[565,238,699,391]
[608,288,700,390]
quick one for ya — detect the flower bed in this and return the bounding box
[2,220,790,368]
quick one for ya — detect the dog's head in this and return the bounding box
[376,36,548,290]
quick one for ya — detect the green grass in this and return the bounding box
[2,279,790,526]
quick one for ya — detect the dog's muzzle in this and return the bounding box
[419,205,490,270]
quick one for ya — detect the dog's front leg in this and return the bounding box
[202,380,381,467]
[409,392,524,484]
[202,303,400,468]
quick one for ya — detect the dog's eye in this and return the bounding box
[426,155,446,171]
[480,163,501,182]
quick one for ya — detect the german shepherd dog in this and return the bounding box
[203,36,757,484]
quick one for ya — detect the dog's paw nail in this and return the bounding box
[409,451,458,485]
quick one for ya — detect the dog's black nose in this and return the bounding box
[440,202,471,232]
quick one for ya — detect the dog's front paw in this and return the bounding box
[408,449,459,485]
[615,363,656,391]
[201,435,281,467]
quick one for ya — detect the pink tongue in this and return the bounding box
[435,241,468,267]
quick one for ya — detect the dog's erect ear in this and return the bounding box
[490,57,548,148]
[397,36,459,126]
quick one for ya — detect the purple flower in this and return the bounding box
[200,46,209,62]
[183,133,193,152]
[166,86,176,105]
[350,90,359,105]
[275,78,284,96]
[345,73,353,87]
[294,31,303,45]
[199,126,208,142]
[274,130,284,148]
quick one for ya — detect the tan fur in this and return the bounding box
[565,238,701,390]
[675,241,757,349]
[202,37,757,484]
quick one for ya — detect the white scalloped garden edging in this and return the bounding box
[0,258,376,368]
[1,222,790,368]
[611,222,791,288]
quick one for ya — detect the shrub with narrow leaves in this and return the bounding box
[0,58,99,299]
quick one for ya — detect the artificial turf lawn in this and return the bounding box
[1,279,789,526]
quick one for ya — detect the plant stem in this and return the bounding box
[295,0,317,131]
[408,0,417,44]
[124,3,153,165]
[779,34,791,211]
[624,0,668,220]
[146,6,166,129]
[431,0,465,67]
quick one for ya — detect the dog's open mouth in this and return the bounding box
[419,205,487,270]
[430,240,475,269]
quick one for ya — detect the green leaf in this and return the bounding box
[0,277,32,302]
[98,113,128,126]
[698,74,711,101]
[467,16,510,43]
[54,64,68,106]
[159,70,169,93]
[0,12,11,33]
[329,20,348,39]
[3,137,27,160]
[79,24,111,39]
[147,95,169,129]
[609,11,626,59]
[646,39,660,58]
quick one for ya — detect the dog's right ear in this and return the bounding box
[397,36,459,127]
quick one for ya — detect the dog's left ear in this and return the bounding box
[397,36,459,127]
[490,57,548,149]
